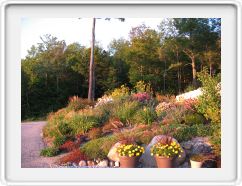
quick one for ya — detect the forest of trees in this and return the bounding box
[21,18,221,120]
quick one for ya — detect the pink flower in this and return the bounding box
[132,92,151,102]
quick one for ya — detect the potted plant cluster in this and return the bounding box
[151,141,183,168]
[190,154,206,168]
[116,144,145,168]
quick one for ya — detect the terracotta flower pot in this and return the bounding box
[190,160,203,168]
[119,156,140,168]
[155,156,173,168]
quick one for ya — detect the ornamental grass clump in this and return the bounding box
[116,144,145,157]
[150,141,183,158]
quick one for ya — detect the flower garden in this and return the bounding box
[41,70,221,168]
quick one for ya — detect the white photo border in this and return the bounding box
[0,0,242,186]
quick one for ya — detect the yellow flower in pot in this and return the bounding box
[150,141,183,168]
[116,144,145,168]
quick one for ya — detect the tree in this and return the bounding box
[127,25,163,92]
[173,18,211,87]
[87,18,125,101]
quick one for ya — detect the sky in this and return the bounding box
[21,18,164,59]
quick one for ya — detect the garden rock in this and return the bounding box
[107,142,122,162]
[97,160,109,167]
[87,160,96,167]
[79,160,87,167]
[140,135,186,168]
[202,159,217,168]
[181,137,212,155]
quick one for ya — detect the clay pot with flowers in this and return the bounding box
[150,141,183,168]
[116,144,145,168]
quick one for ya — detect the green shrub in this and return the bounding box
[58,121,73,136]
[195,124,213,137]
[114,101,140,125]
[160,104,189,125]
[134,107,157,125]
[196,69,221,157]
[69,114,99,134]
[196,69,221,124]
[172,125,197,142]
[81,135,117,159]
[94,103,114,124]
[134,80,152,93]
[53,135,66,147]
[40,147,59,157]
[209,125,221,157]
[184,113,205,126]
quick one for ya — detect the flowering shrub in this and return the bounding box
[155,102,175,115]
[110,85,130,100]
[182,99,198,112]
[116,144,145,157]
[94,95,113,108]
[150,141,182,158]
[132,92,151,102]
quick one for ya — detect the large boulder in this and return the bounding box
[181,137,212,156]
[107,142,122,162]
[140,135,186,168]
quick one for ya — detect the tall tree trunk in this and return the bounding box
[178,68,181,94]
[183,49,197,87]
[88,18,96,101]
[210,63,213,76]
[56,76,59,93]
[191,55,197,87]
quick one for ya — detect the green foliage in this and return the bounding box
[80,135,117,159]
[172,125,197,142]
[134,81,152,93]
[53,135,66,147]
[134,107,157,125]
[21,19,221,120]
[195,124,213,137]
[113,100,140,125]
[57,121,73,136]
[69,114,100,134]
[162,123,213,142]
[40,147,59,157]
[183,113,205,126]
[196,69,221,124]
[195,69,221,156]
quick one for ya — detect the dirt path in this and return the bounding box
[21,121,60,168]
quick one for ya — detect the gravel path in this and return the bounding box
[21,121,59,168]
